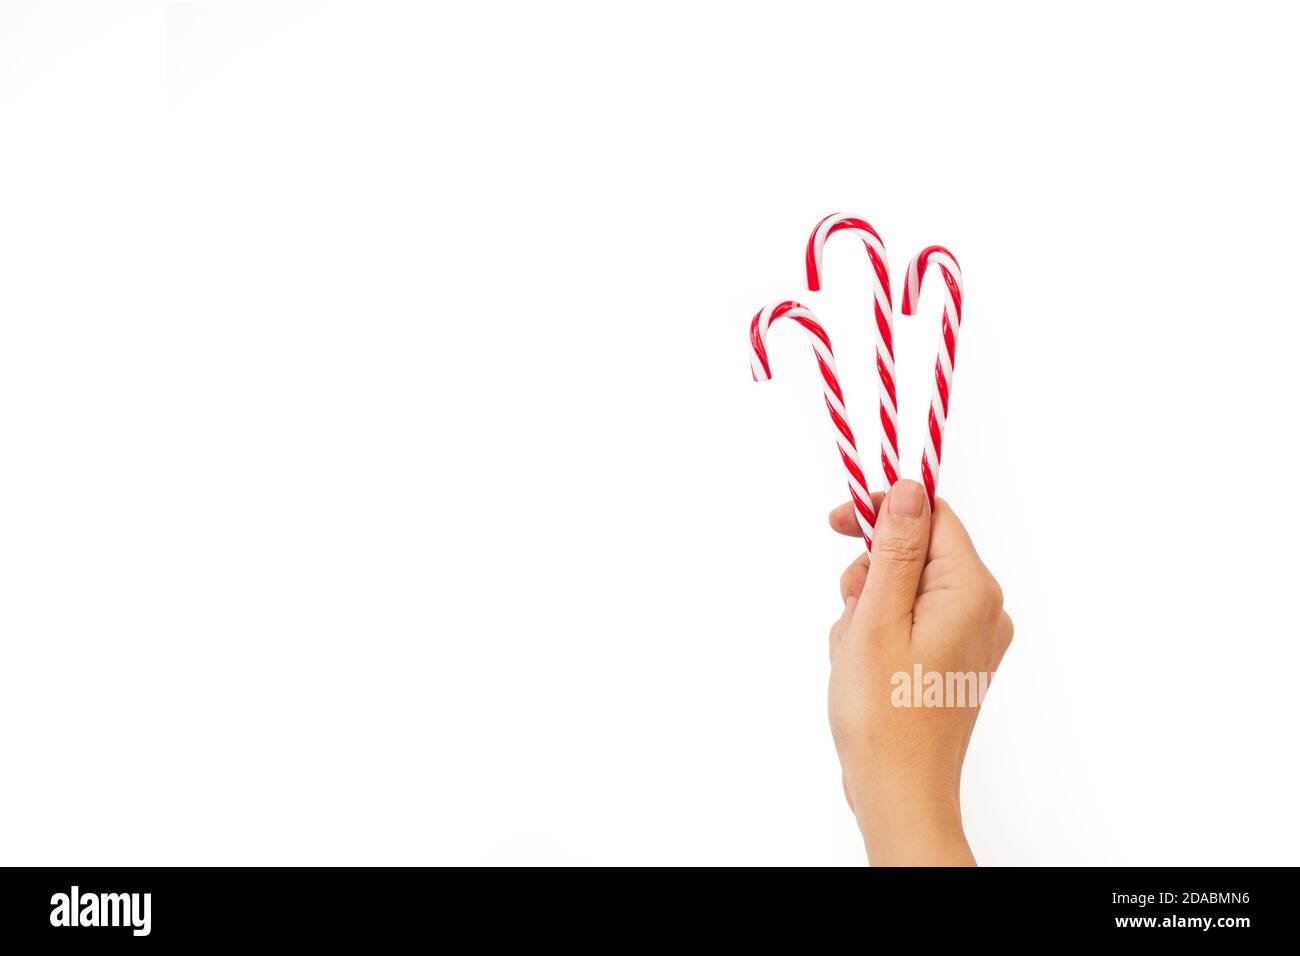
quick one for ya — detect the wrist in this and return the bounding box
[850,780,974,866]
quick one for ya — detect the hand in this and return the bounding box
[827,480,1012,866]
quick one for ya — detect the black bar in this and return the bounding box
[1,866,1290,944]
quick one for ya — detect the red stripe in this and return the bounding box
[804,215,839,290]
[815,354,844,406]
[903,258,926,313]
[838,446,869,495]
[907,246,962,316]
[879,405,899,487]
[831,218,883,245]
[942,269,962,321]
[877,357,897,409]
[793,315,832,353]
[826,398,855,447]
[879,404,898,454]
[849,486,877,526]
[869,249,891,301]
[875,306,894,358]
[749,313,770,378]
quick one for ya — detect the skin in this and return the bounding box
[827,479,1012,866]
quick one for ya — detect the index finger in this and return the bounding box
[828,493,885,537]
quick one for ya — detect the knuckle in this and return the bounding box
[874,528,925,565]
[839,562,867,600]
[978,573,1005,618]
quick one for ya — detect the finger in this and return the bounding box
[828,493,885,538]
[832,553,870,660]
[839,552,871,604]
[927,496,976,561]
[917,496,998,596]
[828,601,852,661]
[856,480,932,635]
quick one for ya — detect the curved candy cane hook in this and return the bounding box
[750,300,877,549]
[805,214,899,489]
[900,246,964,507]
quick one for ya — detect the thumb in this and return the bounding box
[859,480,931,630]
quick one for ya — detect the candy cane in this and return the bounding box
[900,246,964,507]
[750,300,876,549]
[806,214,899,489]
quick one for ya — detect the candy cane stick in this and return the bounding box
[900,246,964,507]
[750,300,876,549]
[806,214,898,489]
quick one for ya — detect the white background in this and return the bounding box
[2,1,1297,866]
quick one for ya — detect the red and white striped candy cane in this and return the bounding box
[806,214,899,490]
[750,300,877,549]
[900,246,964,507]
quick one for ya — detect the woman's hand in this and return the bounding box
[827,480,1012,866]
